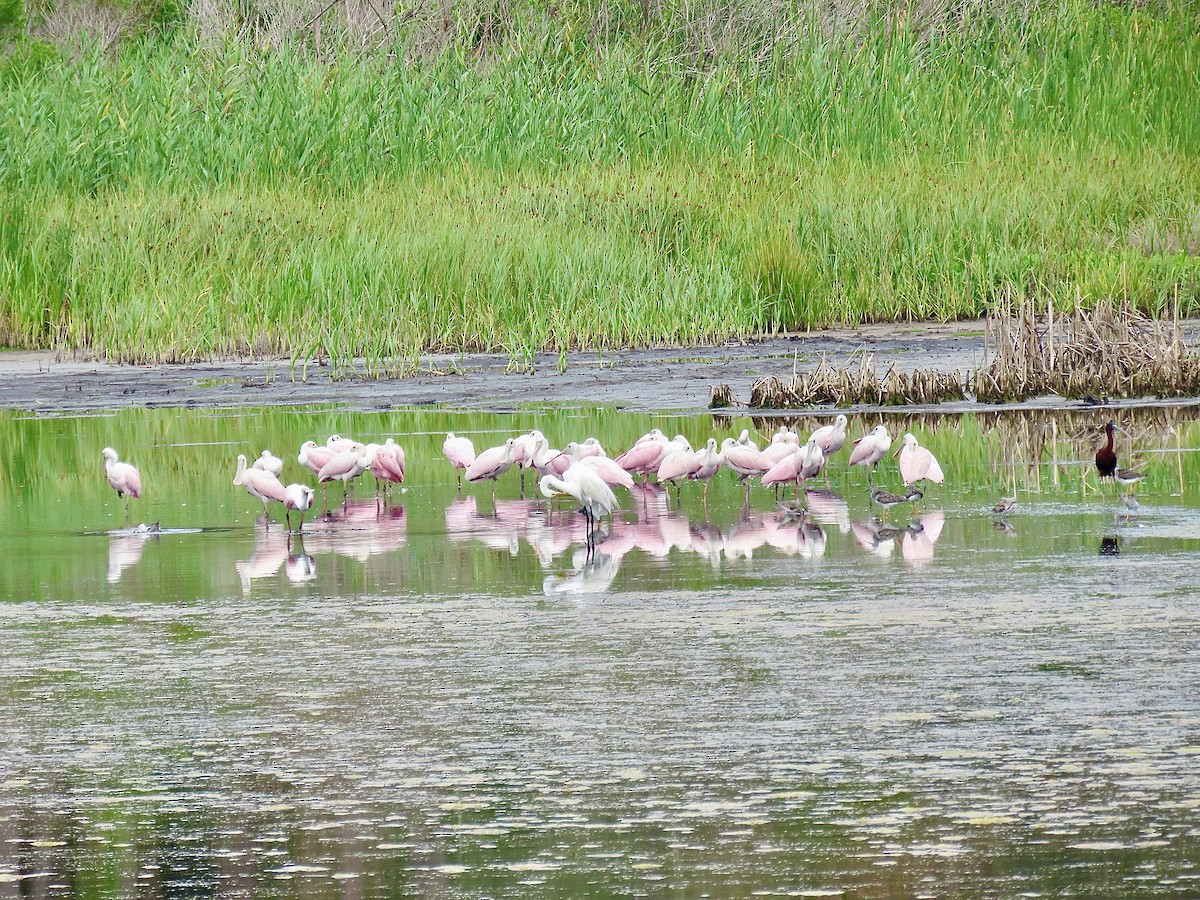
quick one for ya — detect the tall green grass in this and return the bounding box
[1,1,1198,367]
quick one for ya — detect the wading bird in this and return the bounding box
[870,484,915,519]
[992,496,1018,517]
[1115,467,1146,493]
[895,433,945,486]
[284,483,315,532]
[809,414,849,456]
[539,464,619,555]
[102,447,142,521]
[234,453,287,524]
[466,438,518,499]
[318,444,371,503]
[848,425,893,479]
[1095,422,1124,479]
[442,433,476,488]
[369,439,406,500]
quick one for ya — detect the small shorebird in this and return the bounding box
[1114,467,1145,493]
[870,485,912,519]
[991,496,1018,516]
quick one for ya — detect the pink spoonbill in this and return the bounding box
[442,433,476,489]
[466,438,518,499]
[895,433,945,486]
[234,453,287,525]
[102,447,142,521]
[283,483,315,532]
[848,425,893,480]
[252,450,284,478]
[809,414,849,456]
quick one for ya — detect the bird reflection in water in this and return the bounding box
[107,524,160,584]
[852,511,945,566]
[236,502,406,590]
[285,534,317,584]
[1099,535,1121,556]
[444,492,834,586]
[543,550,619,596]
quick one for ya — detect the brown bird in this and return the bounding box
[991,496,1018,516]
[1095,422,1124,479]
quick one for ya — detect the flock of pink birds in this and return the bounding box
[100,417,945,533]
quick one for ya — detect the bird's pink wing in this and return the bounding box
[761,454,799,486]
[924,453,945,484]
[848,437,874,466]
[125,465,143,499]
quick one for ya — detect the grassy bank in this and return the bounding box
[1,1,1198,369]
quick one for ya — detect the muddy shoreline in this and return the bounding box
[3,320,1198,416]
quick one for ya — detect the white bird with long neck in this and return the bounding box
[234,453,287,524]
[539,463,620,554]
[895,433,945,486]
[102,447,142,520]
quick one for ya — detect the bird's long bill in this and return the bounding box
[891,446,902,459]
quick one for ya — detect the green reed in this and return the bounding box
[0,1,1197,366]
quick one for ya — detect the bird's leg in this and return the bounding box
[520,469,526,498]
[286,509,292,532]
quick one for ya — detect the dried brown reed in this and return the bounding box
[974,296,1200,402]
[741,353,967,409]
[731,299,1200,410]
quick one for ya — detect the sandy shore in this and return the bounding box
[0,322,990,414]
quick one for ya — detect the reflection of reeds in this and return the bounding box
[731,299,1200,409]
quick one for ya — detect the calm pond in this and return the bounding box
[2,404,1199,897]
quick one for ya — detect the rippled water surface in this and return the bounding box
[2,405,1200,896]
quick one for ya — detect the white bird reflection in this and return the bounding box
[444,493,834,591]
[543,550,619,596]
[107,530,159,583]
[851,511,945,566]
[235,502,406,590]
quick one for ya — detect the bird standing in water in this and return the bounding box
[895,433,945,487]
[848,425,893,480]
[991,496,1018,517]
[540,464,619,556]
[102,447,142,521]
[870,484,916,520]
[1095,422,1123,479]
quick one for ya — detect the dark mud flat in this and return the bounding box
[0,323,984,413]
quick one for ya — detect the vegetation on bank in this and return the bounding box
[0,0,1198,370]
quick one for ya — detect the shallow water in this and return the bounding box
[1,406,1199,896]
